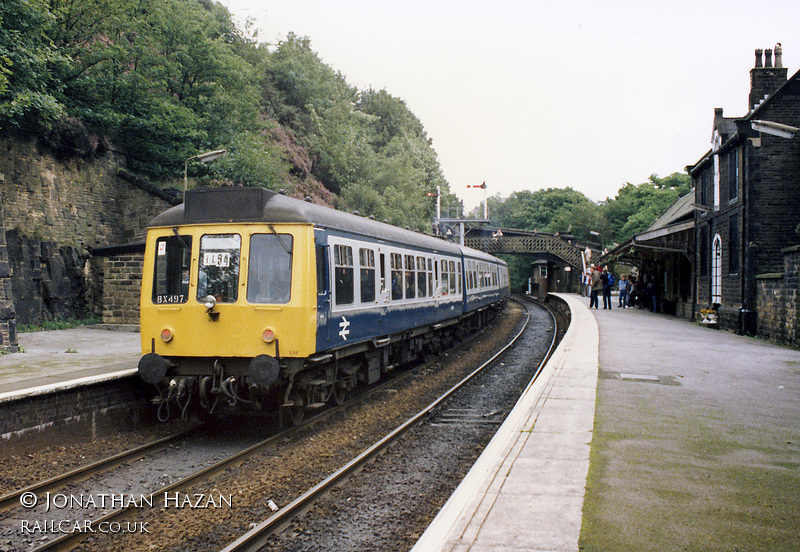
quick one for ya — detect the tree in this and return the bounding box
[490,187,599,239]
[211,128,290,189]
[0,0,67,130]
[1,1,452,231]
[602,172,691,243]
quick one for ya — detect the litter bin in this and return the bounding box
[738,307,756,335]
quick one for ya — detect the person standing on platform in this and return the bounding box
[618,274,629,308]
[582,267,591,297]
[601,267,613,309]
[589,265,601,309]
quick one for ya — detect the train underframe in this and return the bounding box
[145,302,505,425]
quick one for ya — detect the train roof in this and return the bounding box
[149,187,502,263]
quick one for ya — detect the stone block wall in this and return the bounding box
[0,137,177,327]
[0,376,153,454]
[0,186,18,351]
[100,247,145,325]
[4,230,91,325]
[0,138,172,247]
[756,246,800,346]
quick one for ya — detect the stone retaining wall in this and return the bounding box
[0,377,153,454]
[0,137,177,332]
[756,246,800,346]
[0,186,18,350]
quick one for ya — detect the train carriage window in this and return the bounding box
[197,234,241,303]
[405,255,416,299]
[449,260,457,294]
[359,248,376,303]
[247,234,293,304]
[457,262,462,294]
[153,235,192,304]
[391,253,403,300]
[334,244,354,305]
[440,260,448,295]
[380,253,386,293]
[416,256,427,298]
[427,259,433,297]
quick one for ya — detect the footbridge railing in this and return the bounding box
[464,229,587,270]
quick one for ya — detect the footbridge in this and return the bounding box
[462,227,591,270]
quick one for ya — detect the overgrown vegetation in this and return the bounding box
[17,316,102,333]
[1,0,689,239]
[0,0,453,231]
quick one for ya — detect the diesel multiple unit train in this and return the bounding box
[138,187,509,422]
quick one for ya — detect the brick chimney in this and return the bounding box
[749,44,788,111]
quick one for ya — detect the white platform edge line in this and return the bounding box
[0,368,138,404]
[411,294,599,552]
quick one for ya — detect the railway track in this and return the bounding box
[11,362,442,552]
[0,431,193,515]
[222,297,560,552]
[4,298,557,552]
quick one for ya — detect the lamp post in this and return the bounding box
[184,149,227,196]
[589,230,605,251]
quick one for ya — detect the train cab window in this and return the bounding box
[334,244,354,305]
[247,234,293,304]
[153,235,192,304]
[405,255,416,299]
[359,248,376,303]
[198,234,241,303]
[391,253,403,300]
[416,257,427,298]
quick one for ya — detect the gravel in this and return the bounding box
[3,300,556,552]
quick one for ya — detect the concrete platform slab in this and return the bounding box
[413,294,598,552]
[413,294,800,552]
[0,326,140,398]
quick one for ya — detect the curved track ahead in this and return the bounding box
[8,298,561,552]
[223,297,562,552]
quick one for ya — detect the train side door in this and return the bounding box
[315,230,331,344]
[378,249,390,321]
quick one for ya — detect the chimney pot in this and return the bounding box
[749,45,788,111]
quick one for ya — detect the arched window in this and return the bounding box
[711,234,722,305]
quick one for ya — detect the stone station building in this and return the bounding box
[606,45,800,347]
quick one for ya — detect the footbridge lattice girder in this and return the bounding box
[464,233,585,269]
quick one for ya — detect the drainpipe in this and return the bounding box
[740,137,754,335]
[691,181,698,322]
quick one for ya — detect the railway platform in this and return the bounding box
[414,293,800,552]
[0,325,139,401]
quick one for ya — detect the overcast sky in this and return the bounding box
[219,0,800,210]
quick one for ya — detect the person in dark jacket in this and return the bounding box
[601,267,613,309]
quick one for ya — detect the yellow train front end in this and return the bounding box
[138,219,317,416]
